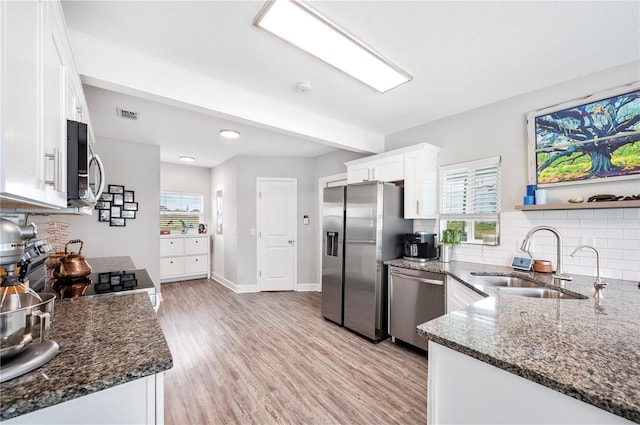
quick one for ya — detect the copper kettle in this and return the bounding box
[53,239,92,279]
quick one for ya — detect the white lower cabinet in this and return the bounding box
[160,235,209,283]
[4,373,165,425]
[427,342,632,424]
[446,276,485,313]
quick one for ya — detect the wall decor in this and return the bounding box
[527,82,640,187]
[97,184,138,226]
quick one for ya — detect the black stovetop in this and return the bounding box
[43,269,155,300]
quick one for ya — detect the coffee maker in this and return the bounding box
[403,232,438,261]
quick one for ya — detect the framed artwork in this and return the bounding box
[113,194,124,206]
[527,82,640,187]
[98,184,139,226]
[111,206,121,218]
[108,185,124,194]
[98,209,110,222]
[110,217,126,227]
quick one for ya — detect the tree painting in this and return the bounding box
[533,88,640,185]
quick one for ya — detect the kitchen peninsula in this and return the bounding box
[385,259,640,424]
[0,257,172,424]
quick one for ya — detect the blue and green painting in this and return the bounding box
[534,88,640,184]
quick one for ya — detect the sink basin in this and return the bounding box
[499,287,584,299]
[472,275,541,288]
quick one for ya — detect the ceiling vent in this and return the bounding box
[116,108,139,121]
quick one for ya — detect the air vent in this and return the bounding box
[116,108,139,121]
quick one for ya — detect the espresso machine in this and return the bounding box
[0,218,58,382]
[403,232,438,261]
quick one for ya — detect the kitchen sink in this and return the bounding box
[498,287,583,299]
[470,273,587,299]
[472,275,541,288]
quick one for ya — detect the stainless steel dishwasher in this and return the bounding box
[388,266,445,350]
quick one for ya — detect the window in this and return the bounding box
[160,192,204,231]
[440,156,501,245]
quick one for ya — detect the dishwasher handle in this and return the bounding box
[391,271,444,285]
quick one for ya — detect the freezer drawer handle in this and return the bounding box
[391,271,444,285]
[345,240,376,244]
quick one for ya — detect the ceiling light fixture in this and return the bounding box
[220,129,241,139]
[253,0,412,93]
[179,156,195,162]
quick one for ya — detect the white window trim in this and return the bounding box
[439,156,501,245]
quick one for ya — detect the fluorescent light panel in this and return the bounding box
[254,0,411,93]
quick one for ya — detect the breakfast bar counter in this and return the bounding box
[385,259,640,423]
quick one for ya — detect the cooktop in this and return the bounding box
[42,269,154,300]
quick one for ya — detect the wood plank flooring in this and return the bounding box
[157,279,427,424]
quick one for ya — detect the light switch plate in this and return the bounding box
[512,256,533,271]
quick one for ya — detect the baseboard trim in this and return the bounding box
[211,272,258,293]
[296,283,321,292]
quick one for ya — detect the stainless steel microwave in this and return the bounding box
[67,120,105,207]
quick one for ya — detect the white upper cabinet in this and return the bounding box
[346,152,404,183]
[1,0,91,209]
[345,143,440,219]
[404,144,440,219]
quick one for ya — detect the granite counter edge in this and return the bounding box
[0,359,173,421]
[418,322,639,422]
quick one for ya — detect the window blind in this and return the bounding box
[160,192,204,230]
[440,156,501,218]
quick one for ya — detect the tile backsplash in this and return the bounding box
[415,208,640,282]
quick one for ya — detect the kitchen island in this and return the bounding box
[385,259,640,424]
[0,258,172,424]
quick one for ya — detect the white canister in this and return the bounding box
[535,189,548,205]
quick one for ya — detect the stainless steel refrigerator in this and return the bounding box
[321,186,346,325]
[321,182,411,341]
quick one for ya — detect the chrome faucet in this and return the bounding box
[520,226,573,286]
[571,245,607,300]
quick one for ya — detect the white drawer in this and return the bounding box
[184,255,208,274]
[160,256,184,277]
[184,237,208,255]
[160,238,184,257]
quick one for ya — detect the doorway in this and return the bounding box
[256,178,297,291]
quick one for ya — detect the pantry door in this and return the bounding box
[257,178,297,291]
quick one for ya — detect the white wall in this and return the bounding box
[33,138,162,287]
[386,61,640,210]
[210,158,238,285]
[387,61,640,281]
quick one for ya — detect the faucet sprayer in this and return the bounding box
[570,245,607,300]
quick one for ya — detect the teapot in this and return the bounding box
[53,239,92,280]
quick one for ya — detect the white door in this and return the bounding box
[257,178,297,291]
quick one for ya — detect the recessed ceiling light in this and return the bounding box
[253,0,412,93]
[220,129,240,139]
[180,156,195,162]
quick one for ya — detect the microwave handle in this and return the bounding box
[91,153,106,200]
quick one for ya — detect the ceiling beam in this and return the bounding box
[68,29,385,155]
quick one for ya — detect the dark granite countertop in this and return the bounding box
[385,259,640,423]
[0,292,173,420]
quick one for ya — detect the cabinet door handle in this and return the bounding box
[170,241,173,245]
[416,200,420,215]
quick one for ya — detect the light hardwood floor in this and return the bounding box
[158,279,428,424]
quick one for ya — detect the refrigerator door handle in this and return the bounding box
[390,271,444,285]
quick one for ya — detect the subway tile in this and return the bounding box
[623,208,640,219]
[608,239,639,250]
[623,229,640,240]
[579,218,608,229]
[623,249,640,261]
[568,210,594,219]
[594,209,624,219]
[608,218,640,229]
[553,219,580,229]
[543,210,568,219]
[600,268,623,280]
[622,270,640,281]
[607,259,639,271]
[594,228,624,239]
